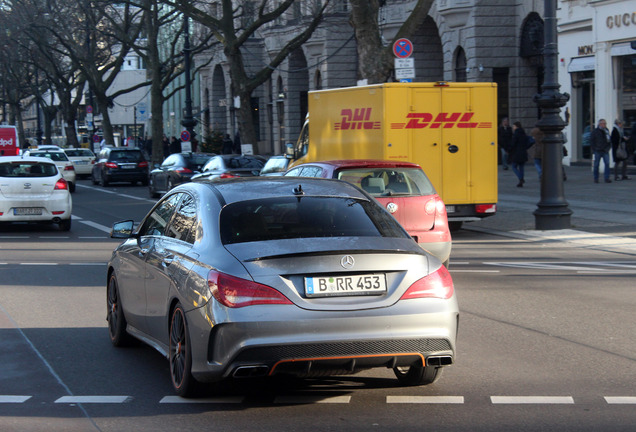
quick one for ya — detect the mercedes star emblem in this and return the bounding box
[340,255,355,269]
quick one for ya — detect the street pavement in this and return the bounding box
[462,161,636,256]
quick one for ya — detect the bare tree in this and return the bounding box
[163,0,331,148]
[349,0,433,83]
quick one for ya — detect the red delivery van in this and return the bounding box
[0,126,20,156]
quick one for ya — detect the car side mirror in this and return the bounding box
[111,220,136,239]
[284,143,295,157]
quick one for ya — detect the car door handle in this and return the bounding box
[139,248,149,256]
[161,254,175,266]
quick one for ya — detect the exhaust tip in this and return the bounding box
[426,356,453,367]
[52,217,61,223]
[232,365,269,378]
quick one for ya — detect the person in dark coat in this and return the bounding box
[162,135,170,159]
[591,119,611,183]
[498,117,512,170]
[509,121,528,187]
[169,136,181,155]
[611,119,629,181]
[222,134,233,154]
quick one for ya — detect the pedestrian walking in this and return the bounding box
[611,119,630,181]
[591,119,612,183]
[498,117,512,170]
[162,135,170,159]
[528,127,544,179]
[169,136,181,155]
[509,121,529,187]
[222,134,233,154]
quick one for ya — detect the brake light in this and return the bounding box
[175,167,192,174]
[220,173,239,179]
[91,159,96,164]
[208,270,292,308]
[105,162,118,169]
[425,197,447,216]
[400,265,454,300]
[138,161,149,168]
[54,178,68,190]
[475,204,496,214]
[64,165,75,171]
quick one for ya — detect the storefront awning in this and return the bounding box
[568,56,595,73]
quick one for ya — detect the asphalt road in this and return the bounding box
[1,179,635,431]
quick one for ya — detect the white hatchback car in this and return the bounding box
[64,148,96,178]
[25,150,77,193]
[0,156,72,231]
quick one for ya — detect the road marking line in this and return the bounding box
[160,396,244,404]
[0,395,31,403]
[0,236,29,239]
[69,263,107,266]
[55,396,133,404]
[79,220,113,233]
[387,396,464,404]
[274,395,351,404]
[605,397,636,404]
[19,263,57,266]
[450,270,500,273]
[491,396,574,404]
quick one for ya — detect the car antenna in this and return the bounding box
[293,184,304,195]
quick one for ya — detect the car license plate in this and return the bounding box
[305,274,386,297]
[121,164,136,169]
[75,160,88,165]
[445,205,455,213]
[14,208,42,216]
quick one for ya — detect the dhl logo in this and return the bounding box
[393,113,492,129]
[334,108,491,130]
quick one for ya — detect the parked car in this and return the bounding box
[191,154,265,181]
[0,156,72,230]
[64,148,96,179]
[91,147,149,186]
[107,177,458,396]
[285,160,451,267]
[148,152,215,198]
[259,155,290,176]
[24,149,77,193]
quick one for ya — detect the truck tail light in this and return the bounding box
[400,265,454,300]
[475,204,496,214]
[208,270,292,308]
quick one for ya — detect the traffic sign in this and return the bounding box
[180,130,191,142]
[395,68,415,79]
[86,105,93,114]
[393,38,413,59]
[395,58,414,69]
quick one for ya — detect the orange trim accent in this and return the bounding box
[268,352,425,376]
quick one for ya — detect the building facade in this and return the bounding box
[194,0,551,156]
[558,0,636,163]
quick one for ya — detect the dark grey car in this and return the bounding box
[107,177,458,397]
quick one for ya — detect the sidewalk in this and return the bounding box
[462,162,636,256]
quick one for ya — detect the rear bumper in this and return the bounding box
[0,196,72,222]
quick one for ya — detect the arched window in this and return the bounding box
[454,47,467,82]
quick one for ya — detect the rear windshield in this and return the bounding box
[224,156,264,169]
[220,196,409,245]
[185,154,213,168]
[336,167,436,197]
[29,151,69,162]
[65,149,94,157]
[260,158,289,174]
[110,150,143,161]
[0,161,58,177]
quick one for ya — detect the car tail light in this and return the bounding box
[64,165,75,171]
[105,162,118,169]
[208,270,292,308]
[52,211,65,215]
[176,168,193,174]
[425,197,447,216]
[400,265,454,300]
[54,178,68,190]
[91,159,96,164]
[476,204,496,214]
[138,161,149,168]
[220,173,239,179]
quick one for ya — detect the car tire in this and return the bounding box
[106,274,135,347]
[100,175,109,187]
[58,218,71,231]
[448,221,463,232]
[91,173,98,185]
[393,362,442,386]
[169,303,198,397]
[141,177,149,186]
[69,182,76,193]
[149,179,160,198]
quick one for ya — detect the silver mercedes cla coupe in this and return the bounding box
[107,177,458,397]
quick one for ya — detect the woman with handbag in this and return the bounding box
[612,119,629,181]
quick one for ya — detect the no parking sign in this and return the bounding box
[393,38,413,59]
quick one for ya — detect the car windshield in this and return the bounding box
[220,196,408,244]
[185,154,213,168]
[0,161,57,177]
[337,167,436,197]
[110,150,142,161]
[260,158,289,174]
[29,151,69,162]
[225,156,264,169]
[65,149,94,157]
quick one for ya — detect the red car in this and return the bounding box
[285,160,451,267]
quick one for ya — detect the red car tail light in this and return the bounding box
[476,204,496,214]
[220,173,239,179]
[175,167,193,174]
[138,161,149,168]
[400,265,454,300]
[208,270,292,308]
[64,165,75,171]
[105,162,118,169]
[54,178,68,190]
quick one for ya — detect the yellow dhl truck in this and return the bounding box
[288,82,498,230]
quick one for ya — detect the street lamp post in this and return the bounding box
[533,0,572,230]
[181,14,196,144]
